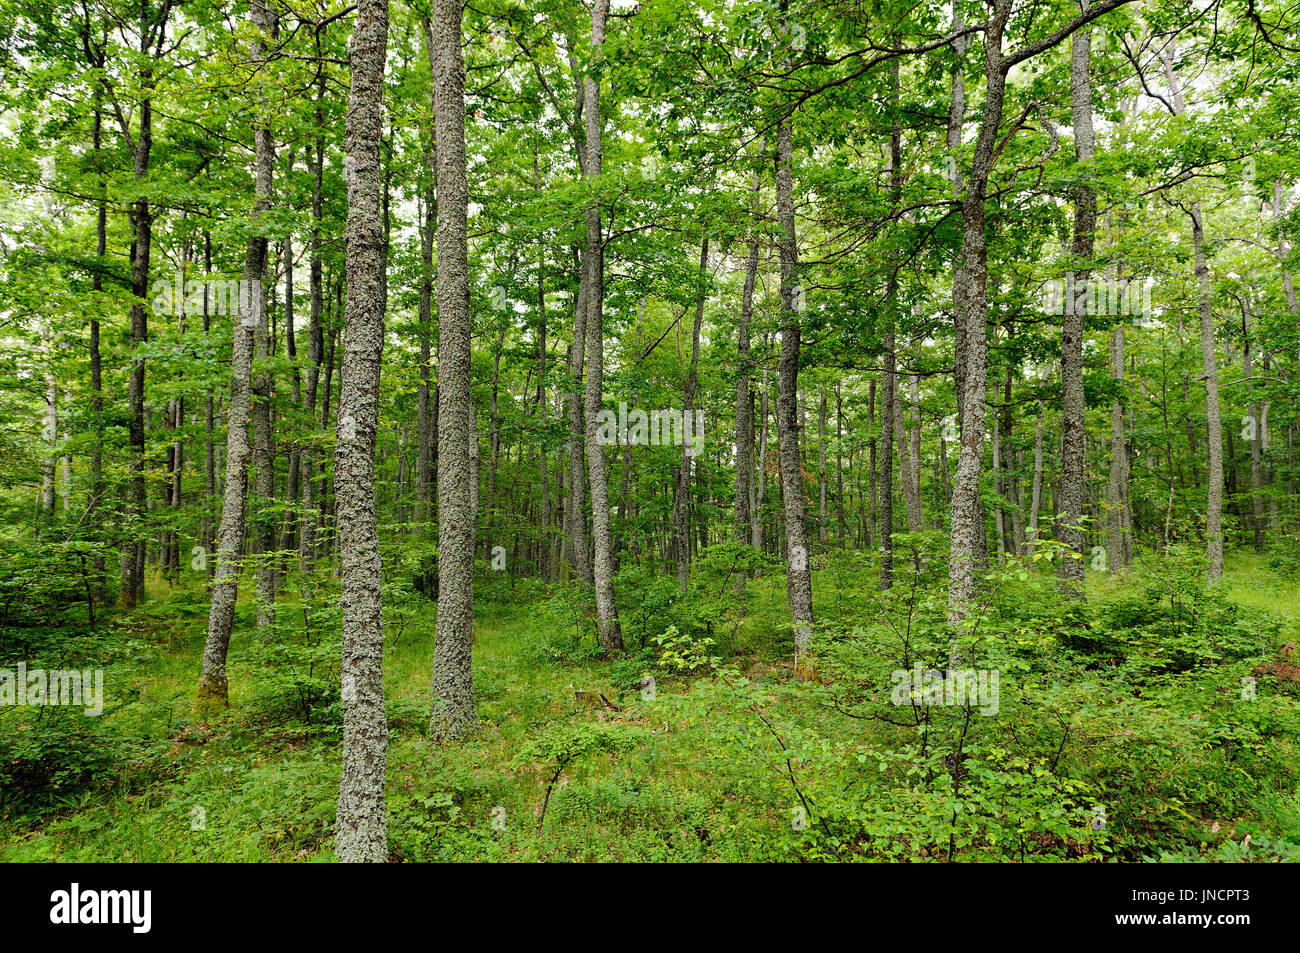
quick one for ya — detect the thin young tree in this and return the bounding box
[195,0,277,712]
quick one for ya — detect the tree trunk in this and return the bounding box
[89,91,108,597]
[582,0,623,651]
[334,0,390,863]
[774,102,814,679]
[1164,42,1223,581]
[119,95,153,608]
[1058,8,1094,597]
[1242,293,1265,552]
[566,252,590,582]
[1106,323,1130,569]
[1028,404,1044,555]
[752,350,769,551]
[735,174,759,546]
[817,389,828,547]
[196,0,276,711]
[948,5,1008,621]
[429,0,479,740]
[675,232,708,586]
[301,56,328,571]
[836,383,847,547]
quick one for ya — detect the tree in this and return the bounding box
[195,0,278,713]
[429,0,479,741]
[334,0,391,862]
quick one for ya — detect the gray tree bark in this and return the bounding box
[429,0,480,740]
[335,0,390,862]
[196,0,276,711]
[581,0,623,651]
[735,173,760,546]
[774,106,814,679]
[947,4,1007,620]
[1058,5,1094,597]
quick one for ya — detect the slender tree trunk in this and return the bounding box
[279,235,300,568]
[203,234,217,584]
[868,378,878,551]
[429,0,479,739]
[248,8,281,632]
[195,0,276,711]
[488,320,506,508]
[817,389,828,547]
[582,0,623,651]
[566,253,590,582]
[836,383,847,547]
[894,353,922,531]
[774,95,814,678]
[1164,42,1223,581]
[1028,405,1044,554]
[334,0,390,863]
[415,173,435,526]
[40,369,56,517]
[536,208,552,578]
[1106,323,1130,569]
[119,85,154,608]
[676,232,708,586]
[301,54,328,571]
[735,174,759,546]
[1058,7,1094,597]
[752,351,769,551]
[1242,294,1265,552]
[948,4,1009,621]
[89,91,108,597]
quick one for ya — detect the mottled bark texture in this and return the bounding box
[429,0,479,740]
[735,172,760,545]
[196,0,276,712]
[947,4,1007,621]
[774,111,814,679]
[335,0,390,863]
[582,0,623,651]
[1058,6,1093,597]
[250,13,279,631]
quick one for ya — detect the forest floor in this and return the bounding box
[4,551,1300,862]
